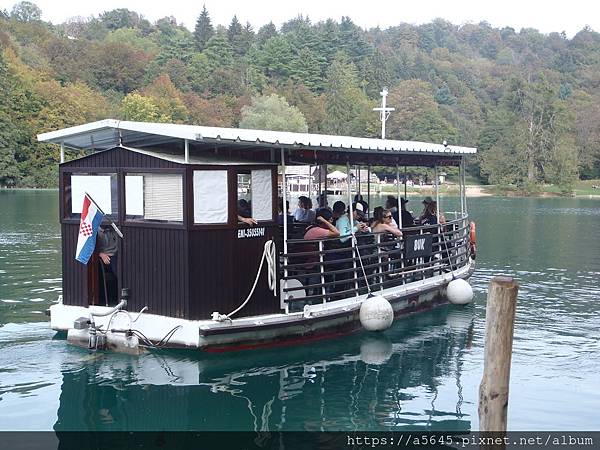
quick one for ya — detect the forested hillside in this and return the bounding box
[1,2,600,189]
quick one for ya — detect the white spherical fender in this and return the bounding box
[359,295,394,331]
[446,278,474,305]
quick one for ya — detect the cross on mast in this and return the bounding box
[373,87,395,139]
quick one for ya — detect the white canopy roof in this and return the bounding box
[327,170,348,180]
[38,119,477,156]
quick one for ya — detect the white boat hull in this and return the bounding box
[50,261,474,352]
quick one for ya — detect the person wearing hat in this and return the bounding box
[417,196,445,226]
[353,194,369,215]
[400,197,415,228]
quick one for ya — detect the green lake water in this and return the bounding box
[0,190,599,432]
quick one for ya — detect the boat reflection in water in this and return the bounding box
[54,305,475,433]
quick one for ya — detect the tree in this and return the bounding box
[254,36,294,81]
[34,80,109,130]
[88,42,152,93]
[203,30,234,69]
[256,22,277,47]
[99,9,141,30]
[188,53,212,93]
[234,22,255,57]
[184,92,235,127]
[121,92,159,122]
[0,52,20,186]
[142,74,188,122]
[227,15,244,56]
[290,47,322,91]
[505,75,564,184]
[278,81,326,132]
[153,26,195,65]
[362,48,393,98]
[10,1,41,22]
[545,135,578,191]
[193,5,213,51]
[323,52,369,136]
[386,80,438,139]
[105,28,159,54]
[569,90,600,179]
[407,109,458,143]
[434,84,456,105]
[338,17,371,65]
[239,94,308,132]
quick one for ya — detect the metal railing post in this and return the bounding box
[347,161,359,296]
[319,240,326,303]
[377,234,383,290]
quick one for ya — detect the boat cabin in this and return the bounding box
[57,144,280,320]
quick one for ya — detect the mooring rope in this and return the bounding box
[213,239,277,321]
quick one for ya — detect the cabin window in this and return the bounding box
[251,170,273,221]
[68,173,118,218]
[193,170,228,224]
[125,173,183,222]
[237,172,252,220]
[236,169,273,222]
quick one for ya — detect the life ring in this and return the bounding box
[469,221,477,259]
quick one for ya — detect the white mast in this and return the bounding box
[372,87,395,139]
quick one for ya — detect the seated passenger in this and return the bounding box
[302,208,340,278]
[237,199,257,226]
[277,198,293,225]
[372,207,403,238]
[400,197,415,228]
[371,207,402,275]
[304,208,340,240]
[417,197,445,226]
[333,201,368,243]
[316,192,329,209]
[353,194,369,215]
[385,196,400,228]
[294,196,316,223]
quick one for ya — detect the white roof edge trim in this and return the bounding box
[37,119,120,141]
[37,120,477,154]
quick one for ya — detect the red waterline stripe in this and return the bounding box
[203,326,360,353]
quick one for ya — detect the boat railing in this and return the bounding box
[280,215,471,309]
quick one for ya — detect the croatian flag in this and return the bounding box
[75,193,105,265]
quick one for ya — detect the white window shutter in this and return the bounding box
[143,174,183,222]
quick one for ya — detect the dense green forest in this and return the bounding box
[1,1,600,189]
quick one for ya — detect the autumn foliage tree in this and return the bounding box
[1,3,600,190]
[240,94,308,132]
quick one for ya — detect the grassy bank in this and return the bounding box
[375,179,600,198]
[468,180,600,198]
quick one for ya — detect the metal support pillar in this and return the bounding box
[281,148,289,313]
[396,165,402,229]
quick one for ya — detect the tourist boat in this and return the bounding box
[38,120,477,353]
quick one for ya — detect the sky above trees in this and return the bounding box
[2,0,598,38]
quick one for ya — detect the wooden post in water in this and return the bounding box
[479,276,518,433]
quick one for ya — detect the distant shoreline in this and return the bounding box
[0,188,58,191]
[2,186,598,199]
